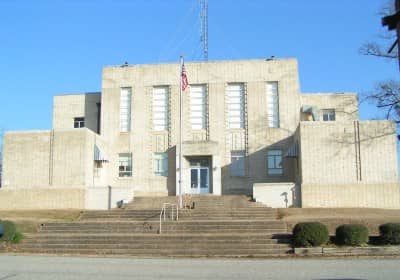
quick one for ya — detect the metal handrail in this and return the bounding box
[159,203,178,234]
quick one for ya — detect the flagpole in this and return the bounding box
[178,55,184,209]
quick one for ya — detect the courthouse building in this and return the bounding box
[1,58,399,209]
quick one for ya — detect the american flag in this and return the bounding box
[181,62,189,91]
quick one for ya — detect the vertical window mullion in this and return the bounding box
[153,87,169,131]
[120,88,132,132]
[266,82,279,128]
[190,85,206,130]
[227,84,244,129]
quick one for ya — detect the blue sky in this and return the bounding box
[0,0,398,135]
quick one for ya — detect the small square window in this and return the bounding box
[154,153,168,176]
[267,150,283,176]
[74,117,85,128]
[118,153,132,177]
[322,109,335,121]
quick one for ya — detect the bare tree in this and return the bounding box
[367,80,400,123]
[360,0,400,127]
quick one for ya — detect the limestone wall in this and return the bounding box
[299,121,398,184]
[101,59,301,195]
[302,183,400,209]
[2,131,51,188]
[299,120,400,208]
[53,93,101,133]
[1,129,96,189]
[300,93,358,121]
[0,187,86,209]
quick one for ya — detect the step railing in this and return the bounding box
[159,203,179,234]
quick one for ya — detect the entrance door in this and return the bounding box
[190,158,210,194]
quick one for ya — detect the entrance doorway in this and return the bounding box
[189,158,210,194]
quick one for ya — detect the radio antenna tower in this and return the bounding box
[200,0,208,61]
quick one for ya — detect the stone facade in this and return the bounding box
[1,58,399,209]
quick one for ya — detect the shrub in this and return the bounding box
[292,222,329,247]
[0,220,23,244]
[335,224,368,246]
[379,223,400,245]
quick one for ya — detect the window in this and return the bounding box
[94,161,103,178]
[266,82,279,128]
[226,83,244,129]
[74,117,85,128]
[322,109,335,121]
[231,150,245,176]
[118,153,132,177]
[267,150,283,175]
[153,87,169,131]
[190,85,206,130]
[154,153,168,176]
[120,87,132,132]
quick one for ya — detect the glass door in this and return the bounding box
[189,158,210,194]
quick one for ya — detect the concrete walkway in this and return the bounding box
[0,255,399,279]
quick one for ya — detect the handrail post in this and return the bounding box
[159,208,163,234]
[159,203,179,234]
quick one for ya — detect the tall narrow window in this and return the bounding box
[190,85,206,130]
[230,150,245,177]
[154,153,168,176]
[120,87,132,132]
[226,83,244,129]
[118,153,132,177]
[266,82,279,128]
[322,109,335,121]
[267,150,283,175]
[153,87,169,131]
[74,117,85,128]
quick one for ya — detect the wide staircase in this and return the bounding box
[18,195,293,257]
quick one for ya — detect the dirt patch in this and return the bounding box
[278,208,400,235]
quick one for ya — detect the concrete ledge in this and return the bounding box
[86,186,135,210]
[295,246,400,256]
[253,182,300,208]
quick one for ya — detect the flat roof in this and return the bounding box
[54,91,101,97]
[103,57,297,69]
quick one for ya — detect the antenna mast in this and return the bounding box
[200,0,208,61]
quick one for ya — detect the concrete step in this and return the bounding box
[19,242,290,250]
[124,195,267,210]
[23,232,291,239]
[79,217,277,222]
[40,222,287,232]
[22,237,290,245]
[80,210,277,221]
[22,232,291,241]
[17,247,293,256]
[17,195,291,257]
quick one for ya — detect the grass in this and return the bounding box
[0,210,82,234]
[278,208,400,236]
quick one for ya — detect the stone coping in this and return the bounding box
[295,246,400,256]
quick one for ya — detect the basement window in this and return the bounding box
[154,153,168,176]
[322,109,335,121]
[74,117,85,128]
[267,150,283,176]
[119,153,132,177]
